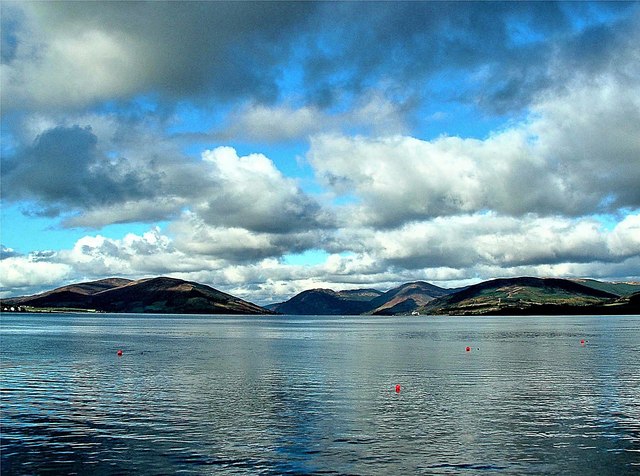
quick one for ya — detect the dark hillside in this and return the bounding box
[572,279,640,297]
[7,278,133,309]
[2,277,270,315]
[447,277,616,304]
[90,277,270,314]
[422,277,619,315]
[270,288,382,315]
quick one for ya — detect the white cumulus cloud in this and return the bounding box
[0,255,71,296]
[308,74,640,226]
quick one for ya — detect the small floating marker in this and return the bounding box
[466,346,471,352]
[580,339,585,346]
[117,349,123,356]
[395,384,401,393]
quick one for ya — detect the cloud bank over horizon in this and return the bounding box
[1,1,639,303]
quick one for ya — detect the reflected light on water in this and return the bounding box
[1,314,639,474]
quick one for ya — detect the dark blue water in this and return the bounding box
[1,314,639,475]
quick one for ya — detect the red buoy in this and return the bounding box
[117,349,123,356]
[466,346,471,352]
[580,339,585,345]
[395,384,401,393]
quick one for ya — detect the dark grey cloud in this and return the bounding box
[196,192,327,235]
[170,213,332,265]
[1,126,163,215]
[2,1,317,109]
[4,1,637,114]
[298,2,638,112]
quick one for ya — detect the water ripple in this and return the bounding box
[2,314,639,474]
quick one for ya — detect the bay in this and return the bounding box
[1,313,639,474]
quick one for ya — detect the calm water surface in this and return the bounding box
[1,314,639,475]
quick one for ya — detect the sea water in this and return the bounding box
[1,314,639,474]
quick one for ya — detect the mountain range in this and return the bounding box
[2,276,639,316]
[269,277,640,315]
[267,281,454,315]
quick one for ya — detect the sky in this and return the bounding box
[1,1,640,304]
